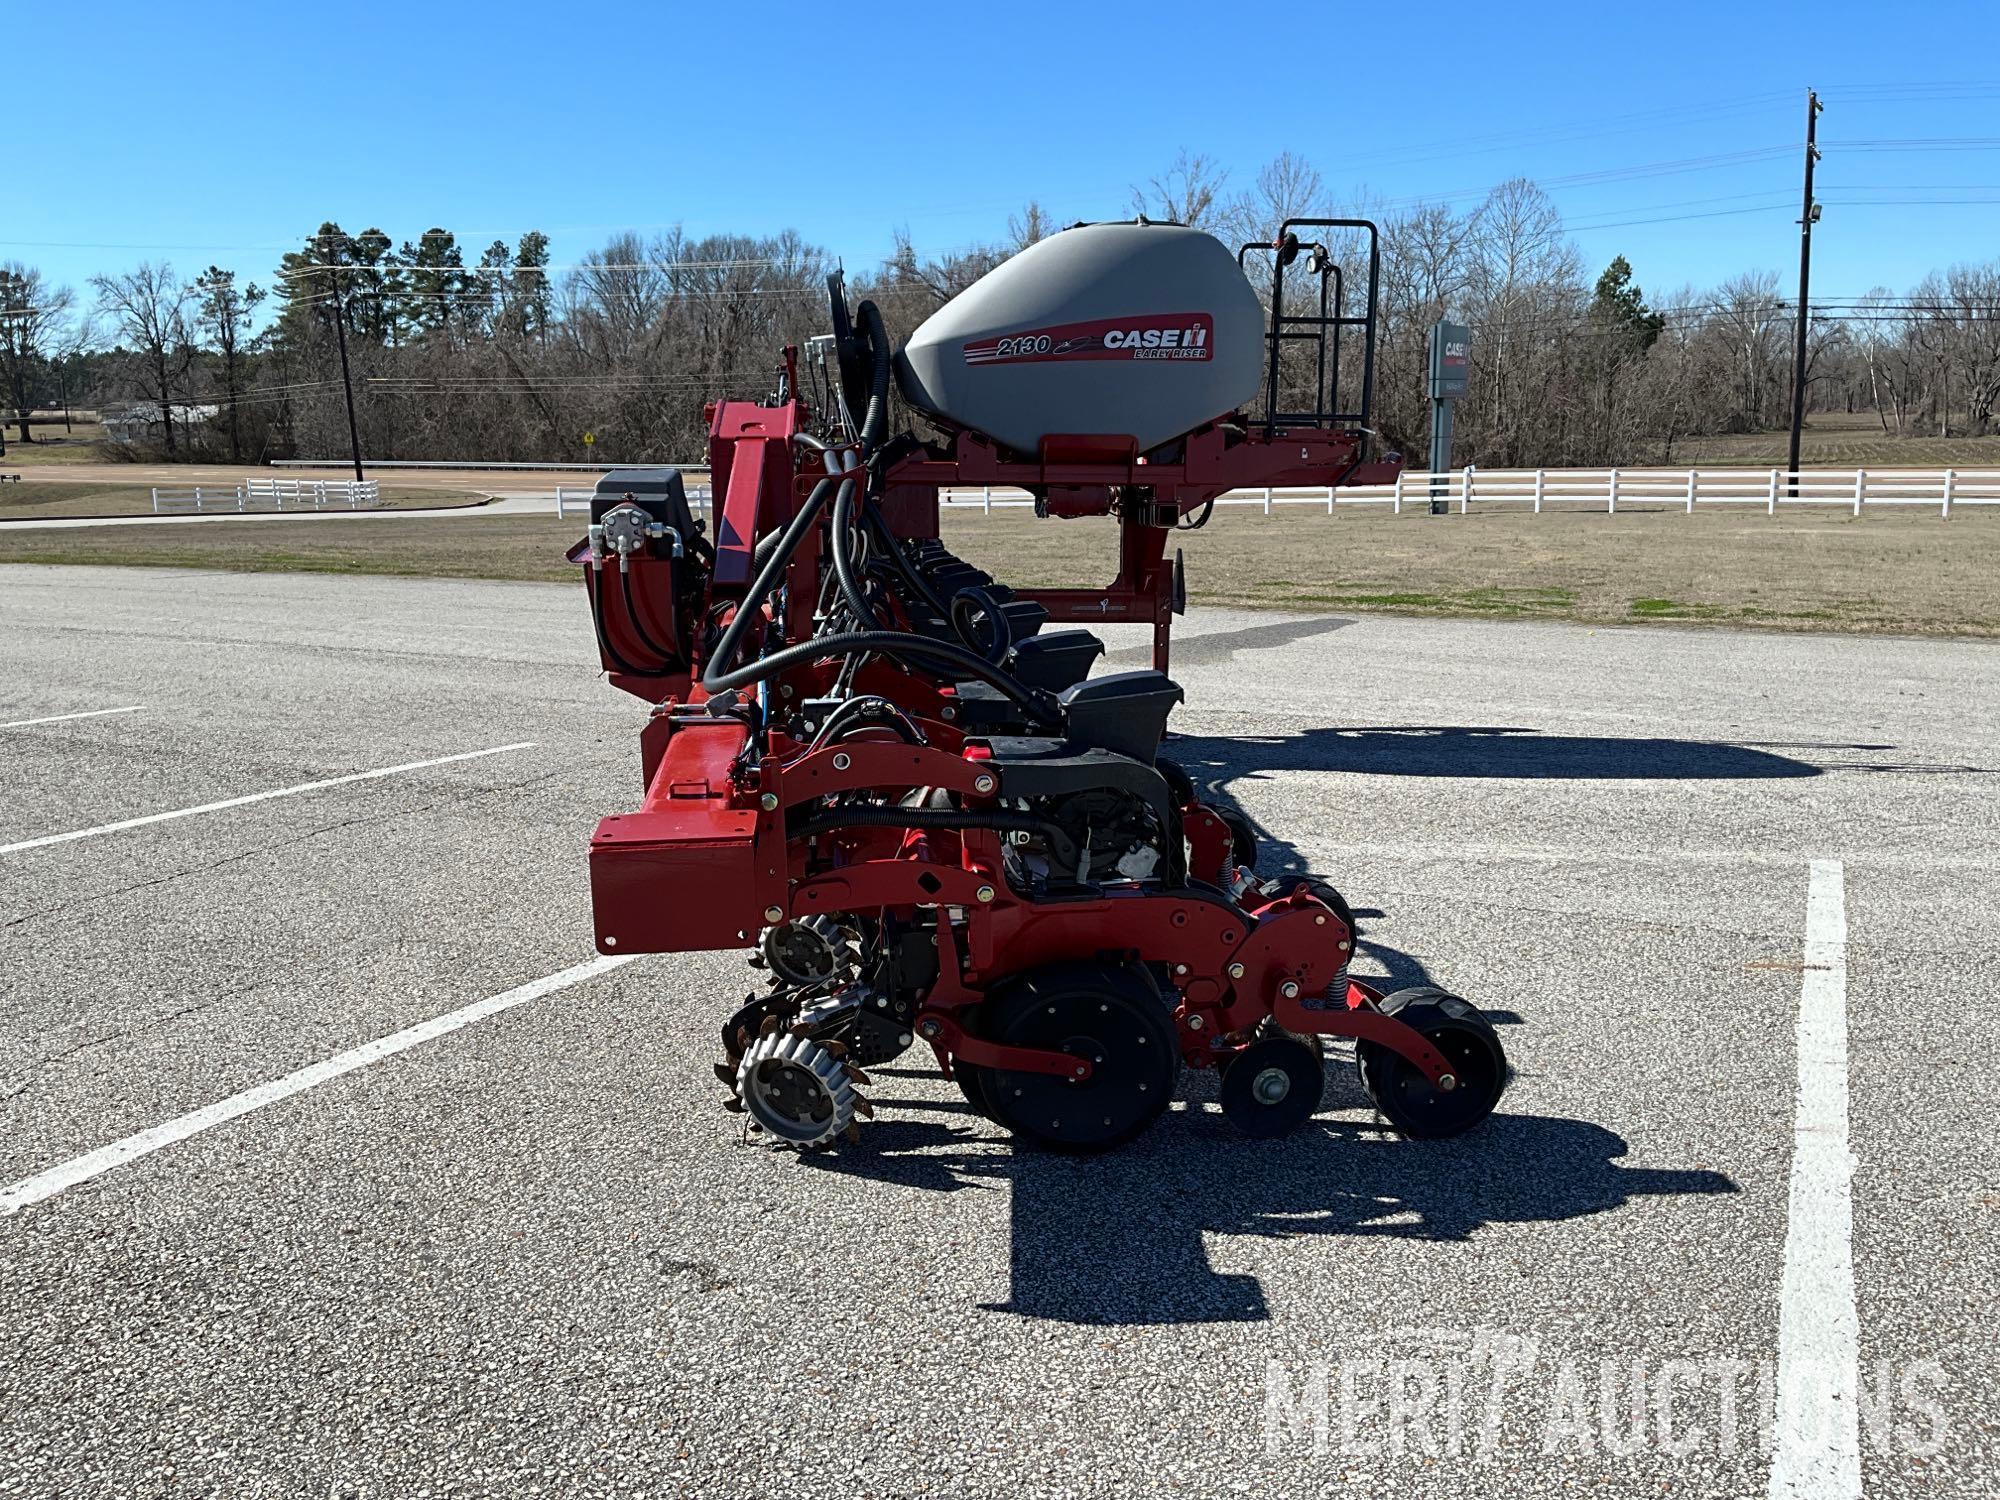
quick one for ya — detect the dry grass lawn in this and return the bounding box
[1667,410,2000,470]
[944,506,2000,635]
[4,503,1998,638]
[1,423,109,465]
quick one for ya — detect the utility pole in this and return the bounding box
[327,249,365,482]
[1786,88,1823,496]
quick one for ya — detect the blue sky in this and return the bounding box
[11,0,2000,319]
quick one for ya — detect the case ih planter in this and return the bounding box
[573,219,1508,1151]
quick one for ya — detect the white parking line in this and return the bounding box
[1768,859,1859,1499]
[0,742,536,856]
[0,953,636,1216]
[0,705,146,730]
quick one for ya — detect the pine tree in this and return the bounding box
[193,266,264,460]
[512,231,551,339]
[401,227,467,335]
[1590,256,1666,351]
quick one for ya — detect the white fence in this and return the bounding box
[556,483,713,520]
[150,479,382,514]
[928,467,2000,518]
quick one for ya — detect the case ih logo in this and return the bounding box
[963,313,1213,366]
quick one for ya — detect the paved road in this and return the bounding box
[0,490,567,530]
[1,566,1996,1497]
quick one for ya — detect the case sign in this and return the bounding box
[1429,322,1472,401]
[964,313,1213,366]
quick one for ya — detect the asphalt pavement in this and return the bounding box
[2,565,1995,1498]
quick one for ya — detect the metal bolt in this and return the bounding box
[1227,962,1246,980]
[1438,1074,1458,1092]
[763,905,785,924]
[832,752,851,771]
[1251,1067,1291,1105]
[919,1019,941,1039]
[973,774,996,794]
[1314,914,1326,926]
[778,683,794,698]
[1187,1014,1205,1030]
[899,1033,912,1046]
[1073,1066,1087,1078]
[1279,980,1300,1000]
[1339,941,1351,952]
[941,706,956,721]
[1174,963,1189,976]
[758,792,779,811]
[975,884,996,903]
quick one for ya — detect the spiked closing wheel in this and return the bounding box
[735,1030,856,1147]
[980,962,1179,1152]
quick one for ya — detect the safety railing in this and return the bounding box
[150,479,382,513]
[931,468,2000,518]
[555,484,712,520]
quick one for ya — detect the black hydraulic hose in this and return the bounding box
[790,805,1068,850]
[861,499,954,624]
[703,473,840,687]
[811,694,925,749]
[856,300,893,455]
[950,585,1014,666]
[584,567,665,678]
[617,564,680,668]
[704,629,1061,727]
[829,475,881,628]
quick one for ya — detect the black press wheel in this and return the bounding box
[951,1002,1000,1121]
[1298,877,1360,942]
[983,962,1180,1152]
[1354,987,1507,1139]
[1218,1033,1326,1138]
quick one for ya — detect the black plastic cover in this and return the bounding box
[1057,670,1183,764]
[591,467,696,537]
[1006,629,1105,692]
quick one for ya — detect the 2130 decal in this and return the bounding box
[963,313,1214,366]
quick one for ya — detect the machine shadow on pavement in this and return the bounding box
[804,1106,1737,1325]
[1168,723,1824,783]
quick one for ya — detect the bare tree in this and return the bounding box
[1227,150,1327,246]
[92,263,196,455]
[1132,151,1228,228]
[1008,200,1052,250]
[0,263,77,444]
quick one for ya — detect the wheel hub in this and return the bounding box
[1250,1066,1292,1105]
